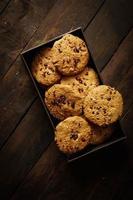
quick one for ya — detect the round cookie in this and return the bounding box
[55,116,91,154]
[52,34,89,76]
[89,124,113,145]
[84,85,123,126]
[61,67,99,97]
[32,48,61,86]
[45,84,83,120]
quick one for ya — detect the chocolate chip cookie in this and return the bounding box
[55,116,91,154]
[61,67,99,97]
[84,85,123,126]
[32,48,61,86]
[52,34,89,75]
[45,84,83,120]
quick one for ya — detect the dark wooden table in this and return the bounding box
[0,0,133,199]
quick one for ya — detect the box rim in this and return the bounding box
[67,135,127,163]
[21,27,126,163]
[21,27,82,55]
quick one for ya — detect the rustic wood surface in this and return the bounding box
[0,0,133,199]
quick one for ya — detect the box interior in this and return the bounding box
[21,27,126,162]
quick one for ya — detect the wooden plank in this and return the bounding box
[101,29,133,115]
[11,79,133,199]
[85,104,133,200]
[11,3,133,197]
[84,0,133,72]
[0,0,105,148]
[121,103,133,157]
[115,104,133,200]
[87,29,133,200]
[11,141,103,200]
[0,0,11,14]
[26,0,105,48]
[0,58,36,148]
[0,0,56,78]
[118,66,133,115]
[0,99,54,200]
[0,0,105,199]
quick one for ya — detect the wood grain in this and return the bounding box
[0,1,105,199]
[0,0,105,150]
[0,0,56,78]
[0,99,54,199]
[0,0,11,14]
[0,58,36,148]
[11,141,103,200]
[85,104,133,200]
[101,29,133,114]
[26,0,105,48]
[0,0,133,199]
[85,0,133,72]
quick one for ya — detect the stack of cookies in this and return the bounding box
[32,34,123,154]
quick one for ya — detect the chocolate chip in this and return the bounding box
[107,97,111,101]
[58,49,62,53]
[76,77,83,84]
[66,59,70,64]
[73,58,80,66]
[59,95,66,103]
[79,45,86,52]
[51,95,66,105]
[103,108,106,114]
[43,72,46,77]
[71,102,75,109]
[67,100,71,105]
[73,47,79,53]
[78,88,84,93]
[50,68,55,72]
[52,60,58,64]
[51,100,58,106]
[70,132,78,140]
[78,123,81,128]
[81,138,86,142]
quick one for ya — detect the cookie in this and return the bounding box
[61,67,99,97]
[89,124,113,145]
[52,34,89,75]
[55,116,91,154]
[32,48,61,86]
[45,84,83,120]
[84,85,123,126]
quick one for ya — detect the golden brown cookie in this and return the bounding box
[89,124,113,145]
[55,116,91,154]
[32,48,61,86]
[45,84,83,120]
[52,34,89,76]
[61,67,99,97]
[84,85,123,126]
